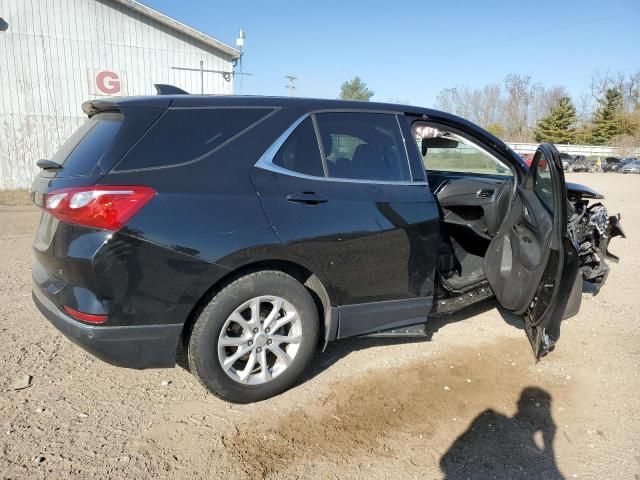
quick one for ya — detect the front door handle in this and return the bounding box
[286,192,328,205]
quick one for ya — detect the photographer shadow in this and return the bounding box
[440,386,565,479]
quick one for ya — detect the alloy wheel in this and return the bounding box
[217,296,302,385]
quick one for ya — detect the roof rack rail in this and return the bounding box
[154,84,189,95]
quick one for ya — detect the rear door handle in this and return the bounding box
[286,192,328,205]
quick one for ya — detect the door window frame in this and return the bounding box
[409,119,515,180]
[255,109,426,185]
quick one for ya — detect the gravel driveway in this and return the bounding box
[1,173,638,479]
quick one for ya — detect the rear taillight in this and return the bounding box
[63,305,108,324]
[43,186,155,230]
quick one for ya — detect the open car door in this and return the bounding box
[484,143,582,359]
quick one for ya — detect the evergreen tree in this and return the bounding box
[339,77,374,101]
[533,97,576,143]
[591,88,623,145]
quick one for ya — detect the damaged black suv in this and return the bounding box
[31,90,624,403]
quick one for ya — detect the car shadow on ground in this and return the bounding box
[439,386,565,479]
[176,298,526,386]
[299,297,524,385]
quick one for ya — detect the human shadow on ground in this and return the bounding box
[440,386,565,479]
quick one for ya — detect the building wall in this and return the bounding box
[0,0,235,189]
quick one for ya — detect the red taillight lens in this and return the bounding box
[63,305,108,324]
[44,186,156,231]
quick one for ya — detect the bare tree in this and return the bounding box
[503,74,534,142]
[435,84,503,128]
[433,70,638,144]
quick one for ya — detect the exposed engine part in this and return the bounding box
[568,198,626,292]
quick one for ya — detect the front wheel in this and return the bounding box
[188,271,319,403]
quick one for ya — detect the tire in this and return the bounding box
[188,270,319,403]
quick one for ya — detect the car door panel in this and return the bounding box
[251,110,440,338]
[252,167,440,306]
[485,143,581,358]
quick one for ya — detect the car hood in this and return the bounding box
[566,182,604,199]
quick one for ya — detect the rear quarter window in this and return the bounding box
[52,112,123,177]
[115,107,274,170]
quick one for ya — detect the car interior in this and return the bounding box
[411,122,515,293]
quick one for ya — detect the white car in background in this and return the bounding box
[620,159,640,174]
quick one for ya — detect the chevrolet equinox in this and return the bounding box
[32,89,624,403]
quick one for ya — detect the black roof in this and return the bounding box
[83,94,477,138]
[86,94,434,114]
[82,93,519,170]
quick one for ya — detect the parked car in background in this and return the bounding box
[567,155,593,172]
[521,153,534,167]
[30,92,625,402]
[559,152,575,171]
[602,157,623,172]
[621,158,640,173]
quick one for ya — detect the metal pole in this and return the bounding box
[239,54,243,95]
[200,60,204,94]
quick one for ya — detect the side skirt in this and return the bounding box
[336,297,432,340]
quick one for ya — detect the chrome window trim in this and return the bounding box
[310,114,329,177]
[255,110,425,186]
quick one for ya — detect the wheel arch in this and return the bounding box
[179,258,336,353]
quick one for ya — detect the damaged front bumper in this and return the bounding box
[571,203,626,292]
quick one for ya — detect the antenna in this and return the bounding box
[285,75,298,97]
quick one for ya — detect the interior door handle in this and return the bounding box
[286,192,328,205]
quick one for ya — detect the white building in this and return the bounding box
[0,0,240,189]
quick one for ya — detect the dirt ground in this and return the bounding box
[0,173,638,479]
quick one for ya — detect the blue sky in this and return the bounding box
[145,0,639,106]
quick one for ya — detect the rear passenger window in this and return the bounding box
[315,113,410,182]
[52,112,123,177]
[272,118,324,177]
[116,107,273,170]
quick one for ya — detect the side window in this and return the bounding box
[315,113,411,182]
[116,107,273,170]
[52,112,123,176]
[533,152,554,213]
[413,123,512,177]
[272,118,324,177]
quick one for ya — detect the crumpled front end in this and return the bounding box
[568,200,625,292]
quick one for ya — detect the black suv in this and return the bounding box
[31,92,624,403]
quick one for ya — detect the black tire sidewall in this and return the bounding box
[189,271,319,403]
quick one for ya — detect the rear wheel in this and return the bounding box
[188,271,319,403]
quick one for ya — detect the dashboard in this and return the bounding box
[427,171,513,239]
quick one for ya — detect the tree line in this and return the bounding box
[435,71,640,149]
[338,72,640,151]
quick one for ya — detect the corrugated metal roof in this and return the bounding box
[111,0,241,59]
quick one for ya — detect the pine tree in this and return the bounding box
[591,88,623,145]
[339,77,374,101]
[533,97,576,143]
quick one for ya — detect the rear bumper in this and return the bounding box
[33,286,182,369]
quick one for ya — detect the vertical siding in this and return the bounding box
[0,0,235,189]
